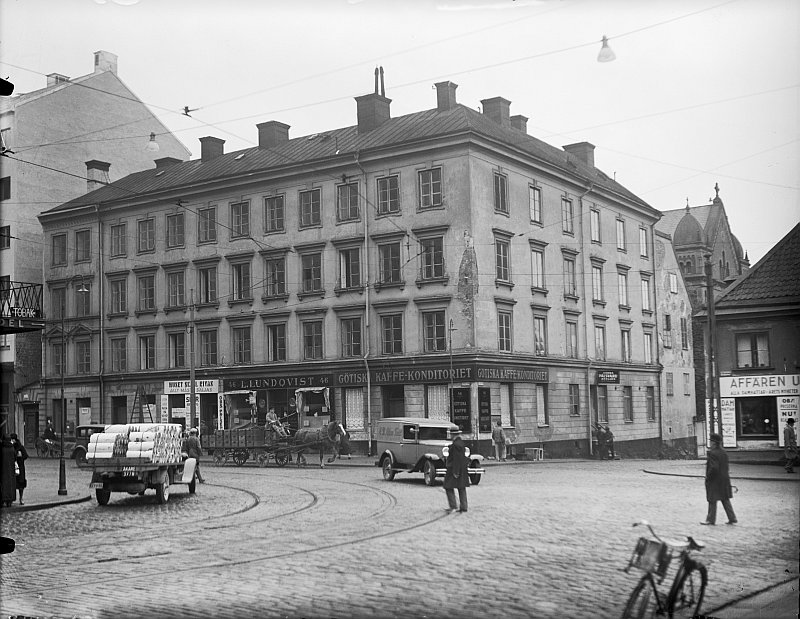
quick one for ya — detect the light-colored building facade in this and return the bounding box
[38,78,675,458]
[1,51,189,444]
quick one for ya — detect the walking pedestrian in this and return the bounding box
[9,434,28,505]
[701,433,737,526]
[784,417,797,473]
[595,424,608,460]
[443,434,470,513]
[181,428,205,484]
[604,426,616,460]
[492,420,507,461]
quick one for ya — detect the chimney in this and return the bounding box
[154,157,182,170]
[47,73,70,87]
[93,50,118,75]
[356,66,391,132]
[257,121,290,149]
[435,81,458,112]
[510,114,528,133]
[481,97,511,127]
[563,142,596,168]
[85,160,110,192]
[199,136,225,162]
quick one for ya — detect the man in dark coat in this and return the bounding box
[443,435,470,513]
[701,433,737,525]
[9,434,28,505]
[181,428,205,484]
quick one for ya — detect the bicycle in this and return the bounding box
[621,520,708,618]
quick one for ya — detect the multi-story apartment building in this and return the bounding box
[1,50,189,444]
[38,78,672,457]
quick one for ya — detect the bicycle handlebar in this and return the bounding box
[632,520,705,551]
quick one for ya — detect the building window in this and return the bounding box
[198,207,217,243]
[531,248,544,289]
[198,266,217,304]
[231,201,250,238]
[419,168,442,209]
[302,320,323,360]
[680,317,689,350]
[669,272,678,294]
[76,341,91,374]
[533,315,547,356]
[200,329,218,366]
[736,332,770,368]
[377,175,400,215]
[495,239,510,282]
[267,323,286,362]
[592,265,604,302]
[381,314,403,355]
[339,248,362,289]
[139,335,155,370]
[623,385,633,422]
[110,278,127,314]
[420,237,445,280]
[53,342,64,376]
[494,173,508,214]
[536,384,549,426]
[300,189,321,227]
[639,227,649,258]
[337,182,360,222]
[264,195,285,233]
[566,320,578,358]
[663,314,673,348]
[110,224,126,257]
[231,262,252,301]
[0,176,9,201]
[341,317,362,357]
[52,234,67,266]
[683,372,691,396]
[569,384,580,416]
[76,283,91,317]
[563,257,577,297]
[561,198,574,234]
[264,257,286,297]
[166,213,185,248]
[666,372,674,396]
[529,185,542,224]
[422,310,446,352]
[644,331,653,364]
[138,219,155,253]
[137,275,155,311]
[232,325,252,364]
[110,337,127,372]
[166,271,185,308]
[378,242,402,285]
[621,329,632,362]
[0,225,10,250]
[641,278,651,311]
[646,386,655,420]
[169,332,185,368]
[75,229,91,262]
[597,385,609,423]
[618,272,629,307]
[590,208,601,243]
[301,253,323,293]
[594,325,606,360]
[738,396,778,436]
[498,310,512,352]
[616,219,626,251]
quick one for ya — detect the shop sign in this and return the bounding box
[720,374,800,397]
[597,370,620,384]
[335,365,474,386]
[476,366,548,383]
[478,387,492,433]
[7,307,42,319]
[451,387,472,434]
[224,375,331,391]
[164,379,219,394]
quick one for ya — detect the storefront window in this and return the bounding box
[737,396,777,437]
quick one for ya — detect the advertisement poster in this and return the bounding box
[478,387,492,433]
[451,387,472,434]
[778,396,799,447]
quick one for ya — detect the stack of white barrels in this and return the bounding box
[87,423,184,464]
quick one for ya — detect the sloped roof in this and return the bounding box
[715,222,800,308]
[43,102,653,216]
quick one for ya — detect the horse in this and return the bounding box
[294,421,350,468]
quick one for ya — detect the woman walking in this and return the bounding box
[10,434,28,505]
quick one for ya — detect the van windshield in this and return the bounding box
[418,426,449,441]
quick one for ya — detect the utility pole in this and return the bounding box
[58,296,67,496]
[448,318,456,420]
[189,289,196,431]
[705,255,722,439]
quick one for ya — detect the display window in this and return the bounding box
[737,396,778,437]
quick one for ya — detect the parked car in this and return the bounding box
[376,417,485,486]
[71,425,107,464]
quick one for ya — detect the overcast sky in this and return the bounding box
[2,0,797,263]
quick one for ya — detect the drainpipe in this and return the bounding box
[97,204,106,422]
[577,183,595,457]
[355,152,373,456]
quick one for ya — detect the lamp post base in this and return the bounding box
[58,457,68,496]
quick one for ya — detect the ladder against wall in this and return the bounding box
[130,385,154,423]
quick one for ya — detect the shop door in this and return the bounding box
[23,404,39,447]
[382,385,405,417]
[111,396,127,424]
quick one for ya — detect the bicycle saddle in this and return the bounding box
[687,536,705,550]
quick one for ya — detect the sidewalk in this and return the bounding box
[0,457,93,513]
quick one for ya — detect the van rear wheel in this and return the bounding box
[382,457,396,481]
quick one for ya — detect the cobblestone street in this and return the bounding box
[1,457,797,619]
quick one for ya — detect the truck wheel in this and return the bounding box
[469,460,482,485]
[382,457,396,481]
[74,447,87,465]
[96,489,111,506]
[423,460,437,486]
[156,473,170,504]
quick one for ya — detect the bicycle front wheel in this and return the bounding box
[668,563,707,618]
[622,575,664,619]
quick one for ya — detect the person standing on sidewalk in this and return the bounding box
[10,434,28,505]
[443,435,470,513]
[784,418,797,473]
[492,420,507,461]
[182,428,205,484]
[701,433,737,526]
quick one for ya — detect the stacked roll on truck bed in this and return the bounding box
[87,423,184,467]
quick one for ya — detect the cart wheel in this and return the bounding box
[233,450,248,466]
[96,489,111,506]
[213,452,225,467]
[275,451,290,467]
[258,453,269,468]
[156,472,170,504]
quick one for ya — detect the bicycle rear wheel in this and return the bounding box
[668,563,707,618]
[622,575,664,619]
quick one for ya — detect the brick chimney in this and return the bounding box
[355,93,391,133]
[257,121,290,149]
[563,142,596,168]
[154,157,182,170]
[510,114,528,133]
[93,50,118,75]
[199,136,225,162]
[481,97,511,127]
[85,160,110,192]
[435,81,458,112]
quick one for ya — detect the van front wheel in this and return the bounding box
[423,460,437,486]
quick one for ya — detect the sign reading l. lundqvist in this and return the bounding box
[720,374,800,397]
